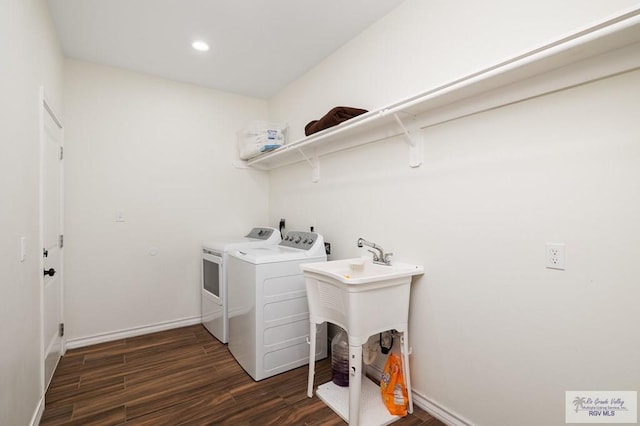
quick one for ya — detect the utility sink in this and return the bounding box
[301,257,424,340]
[300,258,424,286]
[302,258,424,426]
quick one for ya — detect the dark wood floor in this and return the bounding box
[41,325,444,425]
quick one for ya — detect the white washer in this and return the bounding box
[227,231,328,381]
[201,227,281,343]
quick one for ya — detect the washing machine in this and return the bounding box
[201,227,281,343]
[227,230,328,381]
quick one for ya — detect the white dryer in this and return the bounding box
[201,227,281,343]
[227,231,328,381]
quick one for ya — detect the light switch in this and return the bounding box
[20,237,26,262]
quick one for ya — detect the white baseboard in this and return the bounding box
[30,395,44,426]
[411,390,472,426]
[365,363,471,426]
[65,316,202,349]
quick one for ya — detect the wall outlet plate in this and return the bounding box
[20,236,27,262]
[546,243,566,270]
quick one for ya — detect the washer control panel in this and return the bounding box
[279,231,318,250]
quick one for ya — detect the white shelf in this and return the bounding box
[316,378,401,426]
[243,7,640,180]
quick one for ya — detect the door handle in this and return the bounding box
[44,268,56,277]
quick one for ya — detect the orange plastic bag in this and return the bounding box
[380,353,408,416]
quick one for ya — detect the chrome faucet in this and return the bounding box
[357,238,393,265]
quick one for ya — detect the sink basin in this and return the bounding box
[300,258,424,285]
[302,257,424,341]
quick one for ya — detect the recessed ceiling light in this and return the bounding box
[192,40,210,52]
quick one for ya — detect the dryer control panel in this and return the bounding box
[280,231,319,250]
[245,227,276,240]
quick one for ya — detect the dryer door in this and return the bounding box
[202,251,223,302]
[202,250,225,341]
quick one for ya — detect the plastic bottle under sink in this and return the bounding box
[331,329,349,387]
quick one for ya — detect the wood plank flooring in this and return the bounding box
[41,325,444,425]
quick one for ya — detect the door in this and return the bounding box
[201,250,225,340]
[41,93,64,390]
[202,251,223,302]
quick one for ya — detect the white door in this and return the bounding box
[41,94,64,390]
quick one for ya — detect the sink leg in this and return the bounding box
[401,331,413,414]
[307,322,317,398]
[348,342,362,425]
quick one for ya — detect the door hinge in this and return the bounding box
[59,234,64,248]
[59,323,64,337]
[59,146,64,160]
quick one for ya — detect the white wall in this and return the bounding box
[63,60,269,342]
[270,0,640,141]
[267,1,640,425]
[0,0,64,424]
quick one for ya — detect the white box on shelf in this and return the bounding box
[237,121,287,160]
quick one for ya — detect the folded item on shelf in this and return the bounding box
[237,121,287,160]
[304,106,368,136]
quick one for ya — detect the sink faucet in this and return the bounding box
[357,238,393,265]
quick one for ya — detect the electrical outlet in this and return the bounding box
[546,243,566,270]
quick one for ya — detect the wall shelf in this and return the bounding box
[243,7,640,181]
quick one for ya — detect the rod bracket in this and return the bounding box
[297,148,320,183]
[393,113,423,168]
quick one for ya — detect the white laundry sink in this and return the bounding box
[302,258,424,426]
[300,258,423,286]
[301,258,424,342]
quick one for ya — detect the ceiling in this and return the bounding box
[47,0,405,99]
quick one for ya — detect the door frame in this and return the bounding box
[39,87,65,394]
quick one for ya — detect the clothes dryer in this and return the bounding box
[227,231,328,381]
[201,227,281,343]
